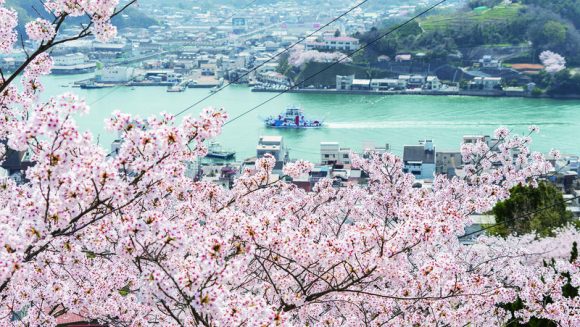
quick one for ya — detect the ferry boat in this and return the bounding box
[206,142,236,160]
[265,105,323,129]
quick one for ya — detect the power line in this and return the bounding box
[223,0,448,126]
[174,0,373,117]
[459,195,580,240]
[89,85,123,105]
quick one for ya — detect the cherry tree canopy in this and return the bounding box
[0,1,578,326]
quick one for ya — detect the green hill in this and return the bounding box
[5,0,157,33]
[420,4,524,32]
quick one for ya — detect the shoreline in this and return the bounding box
[251,88,580,100]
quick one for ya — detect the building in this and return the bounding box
[461,215,496,244]
[370,78,405,91]
[478,55,501,69]
[407,75,426,89]
[257,71,290,86]
[257,136,285,162]
[52,53,96,75]
[96,66,136,83]
[305,36,359,52]
[395,54,412,62]
[320,142,351,166]
[403,140,436,179]
[436,151,462,176]
[470,77,502,90]
[424,76,441,90]
[336,75,354,90]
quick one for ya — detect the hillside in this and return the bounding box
[420,3,524,32]
[5,0,157,33]
[355,1,580,66]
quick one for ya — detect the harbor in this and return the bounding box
[42,74,580,163]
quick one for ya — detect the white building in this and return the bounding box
[52,53,96,74]
[479,55,501,69]
[257,136,285,162]
[425,76,441,90]
[96,66,135,83]
[257,71,290,86]
[336,75,354,90]
[305,36,359,52]
[320,142,352,166]
[403,140,436,179]
[470,77,502,90]
[370,78,406,91]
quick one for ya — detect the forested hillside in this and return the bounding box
[357,1,580,65]
[5,0,157,34]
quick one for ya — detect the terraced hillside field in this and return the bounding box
[419,4,524,32]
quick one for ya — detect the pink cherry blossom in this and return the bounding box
[25,19,57,42]
[0,3,17,53]
[0,3,579,327]
[289,48,353,67]
[539,51,566,74]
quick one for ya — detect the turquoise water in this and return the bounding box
[42,74,580,162]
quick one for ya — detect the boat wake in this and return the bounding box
[326,121,572,129]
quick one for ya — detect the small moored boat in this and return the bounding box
[206,142,236,160]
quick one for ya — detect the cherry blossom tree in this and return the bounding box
[539,51,566,74]
[288,47,353,67]
[0,2,579,326]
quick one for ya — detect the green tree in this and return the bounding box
[541,21,567,45]
[547,69,580,96]
[490,182,575,237]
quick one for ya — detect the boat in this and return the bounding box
[80,81,114,89]
[206,142,236,160]
[167,84,185,92]
[264,105,323,129]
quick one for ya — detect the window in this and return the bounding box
[324,154,330,158]
[343,154,349,159]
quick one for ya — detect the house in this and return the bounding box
[424,76,441,90]
[407,75,426,89]
[257,71,290,86]
[470,77,502,90]
[403,140,436,179]
[395,54,412,62]
[336,75,354,90]
[320,142,351,166]
[478,55,501,69]
[0,144,34,179]
[436,151,462,176]
[257,136,285,162]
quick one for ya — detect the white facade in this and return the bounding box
[53,53,88,66]
[370,78,406,91]
[305,36,359,52]
[96,67,135,83]
[257,136,285,161]
[425,76,441,90]
[320,142,351,166]
[403,140,436,179]
[471,77,502,90]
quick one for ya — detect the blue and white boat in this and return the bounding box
[265,105,323,129]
